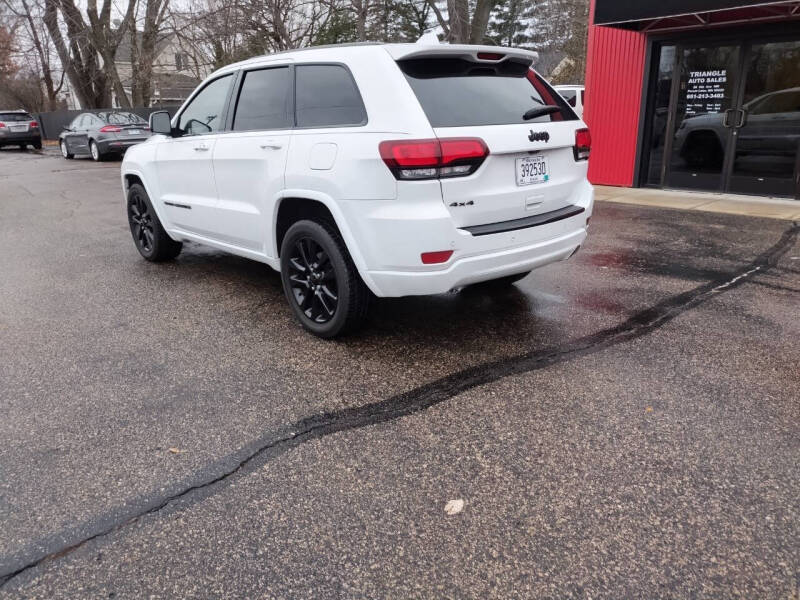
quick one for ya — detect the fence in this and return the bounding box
[35,106,180,140]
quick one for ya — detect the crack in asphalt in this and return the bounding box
[1,221,797,590]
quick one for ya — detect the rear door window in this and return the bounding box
[295,64,366,128]
[233,67,293,131]
[399,57,577,127]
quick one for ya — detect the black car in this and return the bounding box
[0,110,42,150]
[59,111,151,161]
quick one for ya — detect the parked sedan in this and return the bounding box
[59,111,151,161]
[0,110,42,150]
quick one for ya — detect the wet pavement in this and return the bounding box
[0,147,798,598]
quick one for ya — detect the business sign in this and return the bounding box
[685,69,727,115]
[594,0,777,26]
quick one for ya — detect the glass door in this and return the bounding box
[728,40,800,197]
[665,44,743,192]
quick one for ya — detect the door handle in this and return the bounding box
[193,142,209,152]
[723,109,736,128]
[736,109,747,128]
[260,140,284,150]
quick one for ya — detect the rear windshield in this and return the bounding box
[0,112,33,121]
[98,112,146,125]
[398,58,577,127]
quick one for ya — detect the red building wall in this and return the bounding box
[584,0,647,186]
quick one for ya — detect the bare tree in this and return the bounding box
[429,0,498,43]
[3,0,65,109]
[128,0,170,105]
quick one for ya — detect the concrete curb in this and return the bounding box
[595,185,800,221]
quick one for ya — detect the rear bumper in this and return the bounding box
[98,138,148,153]
[368,226,586,296]
[343,179,594,297]
[0,132,41,145]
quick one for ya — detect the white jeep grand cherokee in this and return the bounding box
[122,42,593,337]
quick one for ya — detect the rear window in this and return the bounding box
[0,112,33,121]
[295,64,366,128]
[399,58,577,127]
[101,112,146,125]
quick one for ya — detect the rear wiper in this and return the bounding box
[522,105,562,121]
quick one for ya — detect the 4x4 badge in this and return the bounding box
[528,130,550,143]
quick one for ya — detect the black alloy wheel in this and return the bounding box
[126,183,182,262]
[280,220,369,338]
[129,190,155,254]
[287,236,339,324]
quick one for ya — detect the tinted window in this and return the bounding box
[233,67,292,131]
[85,115,104,129]
[0,112,32,121]
[295,64,366,127]
[69,115,84,129]
[560,89,577,106]
[178,74,233,135]
[102,111,146,125]
[399,58,577,127]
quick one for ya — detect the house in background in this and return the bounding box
[114,31,210,108]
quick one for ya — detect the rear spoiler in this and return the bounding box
[383,43,538,67]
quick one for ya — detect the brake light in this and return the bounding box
[100,125,122,133]
[0,122,5,128]
[574,128,591,161]
[29,121,38,128]
[379,138,488,180]
[421,250,453,264]
[477,52,504,60]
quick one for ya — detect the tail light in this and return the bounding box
[574,128,591,161]
[100,125,122,133]
[0,122,5,128]
[30,121,39,128]
[379,138,489,180]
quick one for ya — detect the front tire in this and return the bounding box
[280,220,369,338]
[60,141,74,159]
[90,140,103,162]
[127,183,182,262]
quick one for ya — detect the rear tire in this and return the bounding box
[60,141,74,159]
[127,183,182,262]
[33,140,42,150]
[280,219,369,338]
[90,140,103,162]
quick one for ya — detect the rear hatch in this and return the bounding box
[0,112,33,133]
[397,52,583,229]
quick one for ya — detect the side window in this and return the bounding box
[70,115,84,129]
[233,67,293,131]
[178,74,233,135]
[87,115,103,129]
[580,90,585,107]
[295,64,366,128]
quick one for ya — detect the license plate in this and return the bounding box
[128,129,141,135]
[516,156,549,186]
[10,125,28,132]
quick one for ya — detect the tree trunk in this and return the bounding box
[468,0,496,44]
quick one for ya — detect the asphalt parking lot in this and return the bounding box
[1,147,798,598]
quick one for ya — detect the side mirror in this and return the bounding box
[62,126,72,132]
[149,111,173,136]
